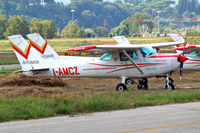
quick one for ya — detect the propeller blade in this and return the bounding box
[180,61,183,80]
[178,55,188,80]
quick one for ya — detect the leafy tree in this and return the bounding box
[129,13,154,34]
[40,20,55,39]
[77,27,86,38]
[4,16,29,37]
[62,22,86,38]
[110,19,129,36]
[111,13,154,36]
[0,13,7,39]
[30,18,55,39]
[30,18,41,33]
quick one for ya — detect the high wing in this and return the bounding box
[66,36,184,53]
[66,36,184,74]
[170,34,200,54]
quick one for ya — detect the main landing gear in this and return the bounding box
[116,77,148,91]
[137,78,148,90]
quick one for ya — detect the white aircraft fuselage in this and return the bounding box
[183,56,200,70]
[23,52,181,78]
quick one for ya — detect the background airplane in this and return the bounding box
[8,33,187,91]
[170,34,200,71]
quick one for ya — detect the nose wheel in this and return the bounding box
[165,75,174,90]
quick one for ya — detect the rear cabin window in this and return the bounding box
[100,52,113,61]
[140,46,157,57]
[119,51,138,61]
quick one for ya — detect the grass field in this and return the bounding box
[0,69,200,122]
[0,91,200,122]
[0,53,18,65]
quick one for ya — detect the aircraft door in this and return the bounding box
[119,51,140,77]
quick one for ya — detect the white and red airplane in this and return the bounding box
[8,33,187,91]
[170,34,200,71]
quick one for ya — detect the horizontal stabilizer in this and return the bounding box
[30,68,49,72]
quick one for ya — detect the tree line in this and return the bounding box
[0,14,55,39]
[1,0,199,30]
[0,13,109,39]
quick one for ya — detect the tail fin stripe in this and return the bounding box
[11,42,31,60]
[29,39,48,54]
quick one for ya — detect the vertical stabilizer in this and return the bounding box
[27,33,59,62]
[8,35,47,71]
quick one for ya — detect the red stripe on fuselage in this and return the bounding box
[149,54,179,58]
[188,59,200,62]
[88,63,164,67]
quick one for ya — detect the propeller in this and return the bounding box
[178,55,188,80]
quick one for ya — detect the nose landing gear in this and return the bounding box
[165,75,174,90]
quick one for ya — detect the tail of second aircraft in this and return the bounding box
[8,34,49,71]
[170,34,189,47]
[169,34,190,54]
[27,33,59,61]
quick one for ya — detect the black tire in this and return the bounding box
[143,84,148,90]
[137,85,142,89]
[137,85,148,90]
[125,78,134,85]
[165,78,175,90]
[116,83,127,91]
[138,78,148,90]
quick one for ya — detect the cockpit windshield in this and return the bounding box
[140,46,157,57]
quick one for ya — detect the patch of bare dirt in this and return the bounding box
[0,86,63,98]
[0,70,200,98]
[0,73,65,87]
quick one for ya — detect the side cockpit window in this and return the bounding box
[119,51,138,61]
[188,51,198,57]
[100,52,113,61]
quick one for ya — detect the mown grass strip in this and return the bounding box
[0,91,200,122]
[0,69,19,75]
[0,61,19,65]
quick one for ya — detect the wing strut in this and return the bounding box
[122,50,144,74]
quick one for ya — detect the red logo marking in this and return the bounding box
[29,40,48,54]
[11,43,31,60]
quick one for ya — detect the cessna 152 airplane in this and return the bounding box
[170,34,200,71]
[8,33,187,91]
